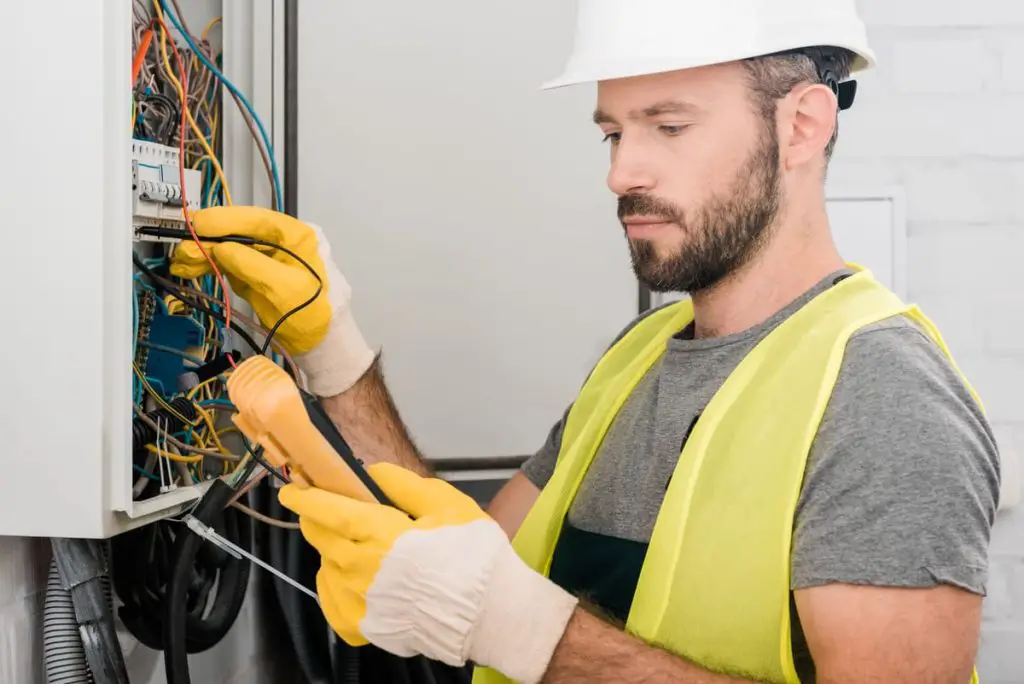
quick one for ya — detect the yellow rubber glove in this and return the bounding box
[278,463,579,684]
[170,206,375,395]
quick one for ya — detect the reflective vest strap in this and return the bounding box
[627,272,910,683]
[510,300,696,574]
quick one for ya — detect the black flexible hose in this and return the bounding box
[132,397,197,453]
[164,479,243,683]
[181,506,252,651]
[112,482,252,655]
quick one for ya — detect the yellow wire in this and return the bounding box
[202,16,222,41]
[192,403,242,476]
[193,404,230,456]
[204,159,225,207]
[187,375,223,400]
[146,443,204,463]
[134,364,195,424]
[191,155,212,170]
[165,296,187,315]
[152,2,233,205]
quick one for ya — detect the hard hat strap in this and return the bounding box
[765,47,859,112]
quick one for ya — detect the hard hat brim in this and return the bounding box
[540,45,877,91]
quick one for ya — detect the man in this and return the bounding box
[171,1,1001,682]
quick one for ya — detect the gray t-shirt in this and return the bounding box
[522,270,1001,676]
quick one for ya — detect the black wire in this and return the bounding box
[134,228,324,358]
[242,236,323,356]
[132,250,263,355]
[135,92,180,145]
[242,436,289,485]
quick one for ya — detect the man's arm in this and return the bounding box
[540,582,981,684]
[795,584,981,684]
[320,355,430,475]
[320,355,541,534]
[542,608,757,683]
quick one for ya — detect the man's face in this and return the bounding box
[595,63,782,293]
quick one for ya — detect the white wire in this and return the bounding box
[183,515,320,604]
[157,417,168,490]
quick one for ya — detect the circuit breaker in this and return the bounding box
[131,140,203,234]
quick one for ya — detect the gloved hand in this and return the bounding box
[278,463,579,684]
[170,206,376,396]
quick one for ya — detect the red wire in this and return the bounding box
[131,27,154,86]
[158,15,238,370]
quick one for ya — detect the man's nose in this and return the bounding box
[606,137,658,197]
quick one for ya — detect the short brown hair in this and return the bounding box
[741,47,856,160]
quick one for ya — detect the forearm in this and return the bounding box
[319,354,431,476]
[542,608,761,684]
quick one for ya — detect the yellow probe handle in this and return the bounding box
[226,355,378,503]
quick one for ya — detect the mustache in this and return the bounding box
[617,194,683,224]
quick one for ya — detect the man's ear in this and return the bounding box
[779,83,838,171]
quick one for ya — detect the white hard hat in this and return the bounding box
[543,0,876,90]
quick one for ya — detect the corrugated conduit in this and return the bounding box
[43,556,92,684]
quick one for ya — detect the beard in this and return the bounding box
[620,123,782,294]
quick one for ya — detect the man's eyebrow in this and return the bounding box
[592,100,701,125]
[592,108,617,125]
[641,100,701,117]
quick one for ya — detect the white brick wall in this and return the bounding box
[858,0,1024,27]
[829,5,1024,681]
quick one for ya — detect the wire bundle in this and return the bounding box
[130,0,292,496]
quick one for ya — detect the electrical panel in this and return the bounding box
[120,0,291,535]
[3,0,286,538]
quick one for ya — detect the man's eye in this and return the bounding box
[659,125,687,136]
[601,132,621,145]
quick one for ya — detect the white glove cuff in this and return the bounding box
[294,308,376,397]
[468,545,579,684]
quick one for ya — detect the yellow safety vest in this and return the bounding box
[474,268,982,684]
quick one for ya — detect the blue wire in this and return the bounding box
[137,341,203,367]
[199,399,236,410]
[132,285,142,404]
[132,285,139,359]
[159,0,284,211]
[134,464,160,481]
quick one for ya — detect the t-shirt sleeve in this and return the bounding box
[520,404,572,490]
[791,317,1001,595]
